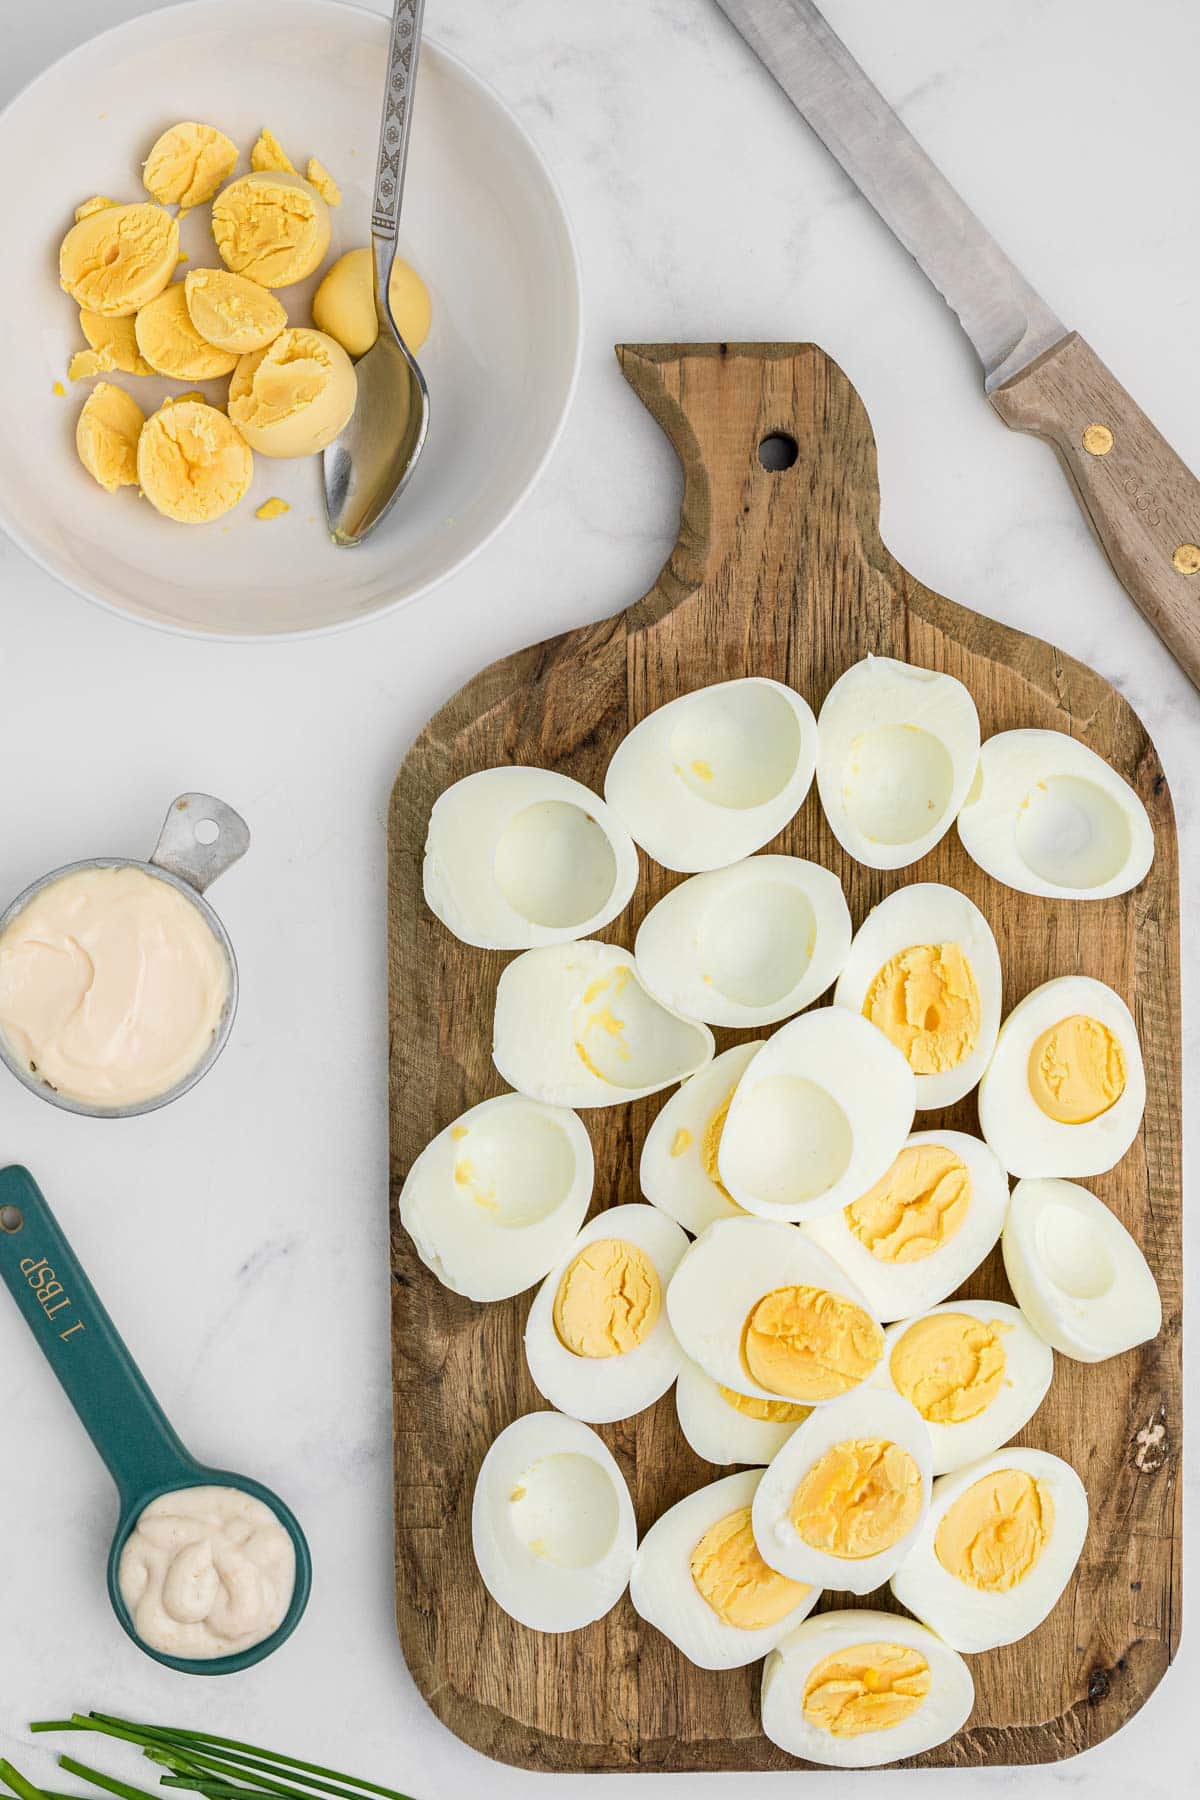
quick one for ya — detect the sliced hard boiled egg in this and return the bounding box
[397,1093,593,1302]
[603,678,817,873]
[630,1468,819,1670]
[890,1446,1088,1653]
[751,1389,932,1592]
[1001,1176,1161,1362]
[803,1131,1010,1323]
[524,1203,688,1423]
[956,729,1154,899]
[873,1299,1053,1475]
[471,1410,636,1632]
[666,1216,884,1405]
[833,883,1002,1110]
[977,976,1145,1177]
[640,1040,763,1234]
[675,1359,810,1467]
[761,1608,974,1768]
[717,1009,915,1221]
[634,856,851,1027]
[816,656,980,871]
[493,941,713,1108]
[423,766,638,949]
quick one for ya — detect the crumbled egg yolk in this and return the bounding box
[889,1312,1009,1424]
[452,1155,497,1211]
[689,1505,811,1629]
[143,121,238,208]
[251,127,296,174]
[256,496,290,520]
[863,942,981,1074]
[741,1286,884,1402]
[700,1087,739,1204]
[68,346,117,381]
[934,1468,1054,1591]
[789,1438,923,1558]
[717,1385,810,1425]
[74,194,116,222]
[573,967,631,1082]
[80,309,154,375]
[552,1238,661,1358]
[306,157,342,206]
[802,1642,931,1738]
[845,1144,971,1263]
[670,1128,692,1156]
[1027,1013,1126,1124]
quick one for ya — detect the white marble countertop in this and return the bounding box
[0,1,1195,1795]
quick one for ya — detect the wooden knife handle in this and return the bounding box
[990,331,1200,690]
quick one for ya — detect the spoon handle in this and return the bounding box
[371,0,425,241]
[0,1166,195,1507]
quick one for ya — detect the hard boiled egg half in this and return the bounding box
[640,1040,762,1235]
[1002,1176,1161,1361]
[634,856,851,1027]
[978,976,1145,1177]
[493,941,713,1108]
[816,656,980,870]
[956,729,1154,900]
[603,678,818,872]
[630,1468,819,1669]
[398,1093,593,1301]
[471,1410,636,1632]
[833,883,1002,1110]
[890,1446,1088,1653]
[674,1358,811,1467]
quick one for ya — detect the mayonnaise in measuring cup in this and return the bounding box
[0,865,229,1107]
[117,1486,295,1659]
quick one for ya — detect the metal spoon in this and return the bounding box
[323,0,431,545]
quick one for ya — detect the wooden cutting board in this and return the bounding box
[386,343,1181,1772]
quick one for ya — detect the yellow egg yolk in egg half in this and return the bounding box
[718,1385,810,1425]
[845,1143,970,1262]
[573,967,631,1082]
[934,1468,1054,1591]
[701,1086,740,1205]
[552,1238,661,1357]
[803,1642,932,1738]
[1027,1013,1126,1124]
[741,1286,884,1401]
[689,1505,811,1628]
[889,1313,1009,1424]
[863,942,980,1074]
[789,1438,923,1558]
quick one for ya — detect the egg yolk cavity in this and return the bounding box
[552,1238,661,1358]
[1027,1013,1126,1124]
[741,1286,884,1402]
[934,1468,1054,1591]
[789,1438,923,1559]
[864,942,980,1074]
[717,1385,810,1424]
[802,1642,931,1738]
[845,1143,970,1263]
[689,1505,810,1629]
[889,1313,1009,1424]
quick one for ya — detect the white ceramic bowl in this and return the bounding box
[0,0,581,637]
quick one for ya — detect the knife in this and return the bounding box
[714,0,1200,691]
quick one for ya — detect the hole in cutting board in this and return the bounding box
[758,433,799,472]
[0,1206,24,1233]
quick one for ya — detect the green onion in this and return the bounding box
[0,1760,50,1800]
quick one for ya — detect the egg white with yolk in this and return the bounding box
[674,1358,811,1467]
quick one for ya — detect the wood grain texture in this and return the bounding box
[387,343,1181,1772]
[991,331,1200,690]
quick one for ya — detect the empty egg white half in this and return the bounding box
[1001,1177,1161,1362]
[717,1009,915,1222]
[398,1093,593,1301]
[603,678,818,873]
[804,1130,1010,1323]
[640,1040,763,1235]
[630,1468,820,1670]
[634,856,851,1027]
[761,1608,975,1768]
[833,883,1002,1110]
[493,940,714,1108]
[816,656,980,871]
[524,1202,688,1424]
[423,765,639,949]
[977,976,1145,1177]
[471,1410,636,1633]
[890,1446,1088,1653]
[666,1216,884,1405]
[674,1358,811,1467]
[872,1299,1053,1475]
[956,729,1154,900]
[751,1388,932,1592]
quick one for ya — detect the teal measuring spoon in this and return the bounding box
[0,1165,311,1675]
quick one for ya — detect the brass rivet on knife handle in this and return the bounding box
[1083,423,1114,456]
[1172,543,1200,575]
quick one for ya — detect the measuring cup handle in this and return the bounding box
[0,1167,196,1506]
[150,794,250,895]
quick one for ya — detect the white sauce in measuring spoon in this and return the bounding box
[117,1486,295,1660]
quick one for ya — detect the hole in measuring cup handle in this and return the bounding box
[149,793,250,895]
[0,1205,23,1233]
